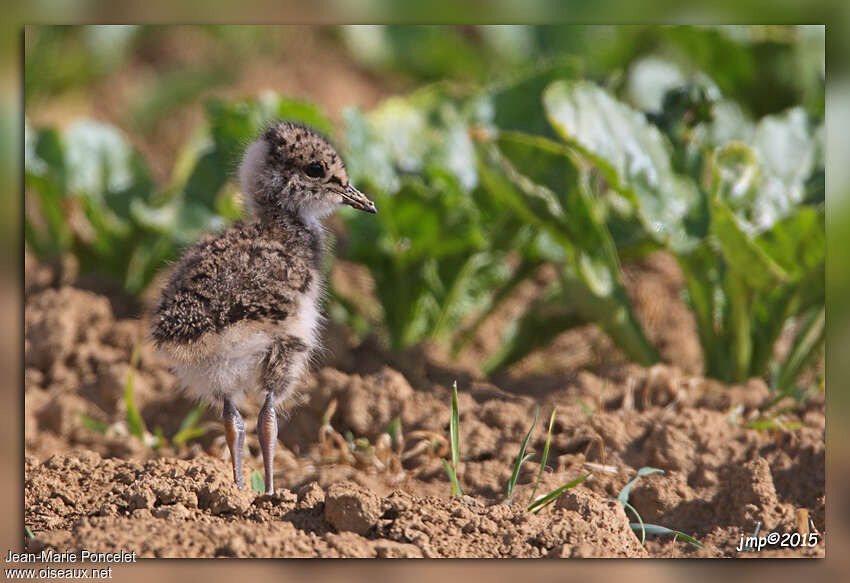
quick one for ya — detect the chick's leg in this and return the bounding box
[257,392,277,495]
[223,397,246,488]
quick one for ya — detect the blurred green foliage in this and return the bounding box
[25,25,823,390]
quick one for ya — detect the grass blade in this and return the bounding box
[78,413,108,434]
[529,407,557,505]
[250,469,265,494]
[25,526,34,539]
[527,471,592,513]
[442,459,459,495]
[444,381,463,496]
[630,523,704,549]
[124,344,147,439]
[172,401,208,446]
[507,406,539,501]
[617,467,664,504]
[450,381,460,470]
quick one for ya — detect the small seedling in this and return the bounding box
[616,466,703,549]
[124,344,146,439]
[78,413,108,434]
[250,469,265,494]
[506,406,539,503]
[441,381,463,496]
[528,407,557,505]
[386,416,402,451]
[80,351,209,449]
[25,526,34,539]
[527,471,592,514]
[172,401,209,446]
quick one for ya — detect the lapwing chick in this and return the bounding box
[150,122,376,494]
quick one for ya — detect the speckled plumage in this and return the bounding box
[149,122,376,493]
[150,213,321,404]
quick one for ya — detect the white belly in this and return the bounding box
[166,280,324,405]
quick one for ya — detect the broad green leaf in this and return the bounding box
[64,120,154,212]
[250,470,265,494]
[710,198,788,289]
[479,133,658,371]
[755,206,824,280]
[25,126,71,255]
[748,107,820,231]
[544,80,705,251]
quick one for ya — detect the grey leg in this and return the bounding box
[223,398,245,488]
[257,392,278,495]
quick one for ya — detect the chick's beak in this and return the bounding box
[340,184,377,214]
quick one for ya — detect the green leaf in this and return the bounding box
[443,381,463,497]
[78,413,108,434]
[623,501,646,545]
[450,381,460,470]
[442,459,462,497]
[172,401,208,446]
[64,120,154,214]
[529,408,557,505]
[507,406,539,501]
[250,470,265,494]
[748,107,819,230]
[710,198,788,290]
[617,467,664,504]
[25,126,72,255]
[631,523,704,549]
[543,80,705,252]
[527,472,592,514]
[478,131,658,371]
[755,207,824,280]
[124,344,146,440]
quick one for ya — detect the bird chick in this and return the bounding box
[150,122,375,494]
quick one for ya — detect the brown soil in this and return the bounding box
[23,251,825,558]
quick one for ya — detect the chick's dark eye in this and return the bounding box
[304,162,325,178]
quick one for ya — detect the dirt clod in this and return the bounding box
[325,482,382,535]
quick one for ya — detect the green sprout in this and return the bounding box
[172,401,209,446]
[615,466,703,549]
[250,469,265,494]
[441,381,463,496]
[506,406,538,503]
[124,344,146,440]
[528,407,557,505]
